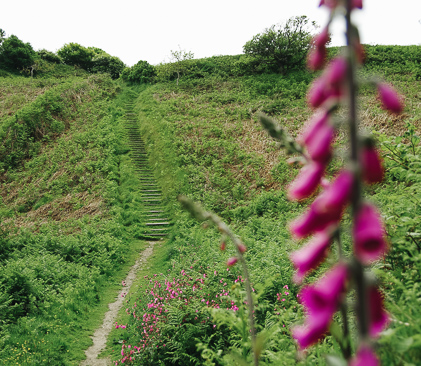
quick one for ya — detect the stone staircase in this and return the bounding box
[123,102,171,241]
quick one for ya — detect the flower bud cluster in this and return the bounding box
[283,1,403,362]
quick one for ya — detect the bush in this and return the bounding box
[57,42,96,71]
[91,54,125,79]
[243,16,316,74]
[121,60,156,83]
[37,49,62,64]
[0,35,36,70]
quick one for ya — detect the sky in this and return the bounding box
[1,0,420,67]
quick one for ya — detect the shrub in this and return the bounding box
[243,16,316,74]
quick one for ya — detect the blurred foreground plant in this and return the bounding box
[259,0,403,364]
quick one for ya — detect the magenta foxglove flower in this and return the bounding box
[349,345,379,366]
[360,145,384,184]
[325,57,348,86]
[292,316,329,349]
[289,202,339,239]
[305,122,335,163]
[290,233,331,283]
[299,263,348,316]
[353,203,388,264]
[307,46,327,71]
[368,286,389,337]
[377,83,403,114]
[313,170,354,214]
[287,162,325,201]
[293,264,348,349]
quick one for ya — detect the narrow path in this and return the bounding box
[80,242,155,366]
[80,99,171,365]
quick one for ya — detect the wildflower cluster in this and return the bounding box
[262,0,403,363]
[115,269,243,364]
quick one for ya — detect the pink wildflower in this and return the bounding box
[290,232,332,283]
[377,83,403,114]
[349,345,379,366]
[360,145,384,184]
[353,203,388,264]
[287,162,325,201]
[308,78,329,108]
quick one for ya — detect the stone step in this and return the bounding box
[145,222,171,226]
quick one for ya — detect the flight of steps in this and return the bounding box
[123,102,171,241]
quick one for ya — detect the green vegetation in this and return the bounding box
[0,40,420,365]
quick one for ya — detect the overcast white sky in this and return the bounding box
[1,1,420,66]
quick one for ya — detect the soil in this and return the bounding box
[79,242,156,366]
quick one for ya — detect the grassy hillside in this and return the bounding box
[0,68,154,364]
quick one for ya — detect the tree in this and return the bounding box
[243,16,317,74]
[0,34,36,71]
[157,47,195,85]
[57,43,96,71]
[0,29,5,46]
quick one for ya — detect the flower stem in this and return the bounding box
[345,0,369,340]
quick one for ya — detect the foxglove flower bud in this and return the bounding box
[377,83,403,114]
[227,257,238,266]
[287,162,325,201]
[353,203,388,264]
[368,286,389,337]
[313,170,354,214]
[238,242,247,253]
[360,144,384,184]
[349,345,379,366]
[290,233,331,284]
